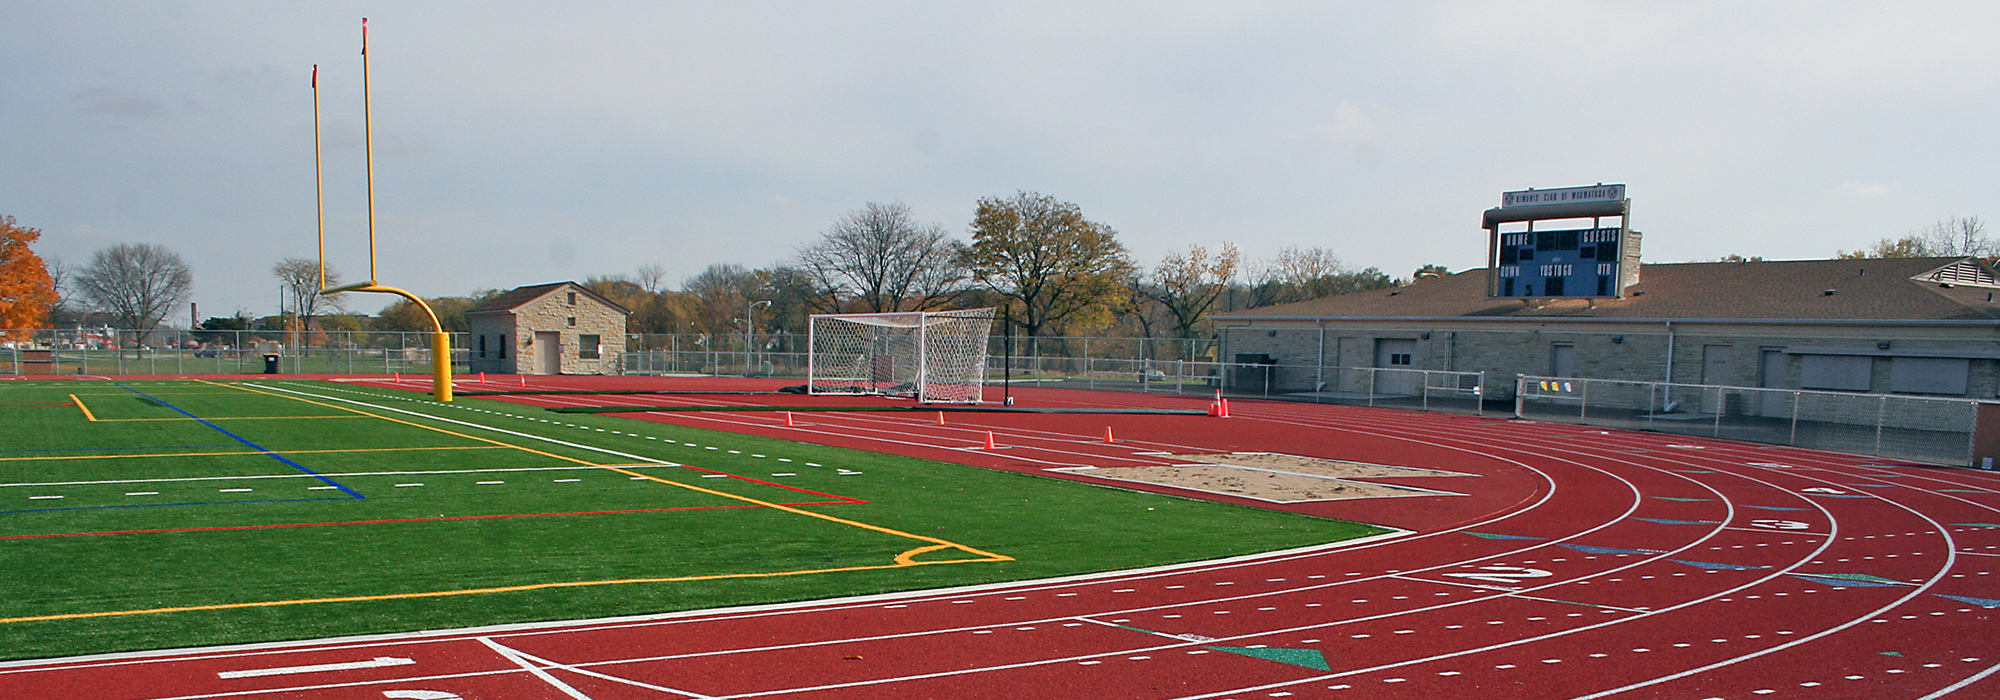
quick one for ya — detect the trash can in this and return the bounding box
[263,354,280,374]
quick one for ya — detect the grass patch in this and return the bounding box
[0,379,1385,660]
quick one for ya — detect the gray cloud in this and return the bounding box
[4,2,1997,318]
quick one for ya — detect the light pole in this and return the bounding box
[746,300,772,375]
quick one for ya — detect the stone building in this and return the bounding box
[466,282,630,375]
[1212,257,2000,401]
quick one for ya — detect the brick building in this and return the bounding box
[1212,257,2000,401]
[466,282,630,375]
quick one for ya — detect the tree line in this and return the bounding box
[6,206,1987,347]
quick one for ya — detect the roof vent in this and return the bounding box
[1388,290,1401,296]
[1823,289,1837,296]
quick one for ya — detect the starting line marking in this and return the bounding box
[216,655,415,679]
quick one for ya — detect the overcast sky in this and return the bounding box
[4,2,1996,319]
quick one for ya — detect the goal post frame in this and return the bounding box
[807,308,995,404]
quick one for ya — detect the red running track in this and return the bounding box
[3,375,1998,699]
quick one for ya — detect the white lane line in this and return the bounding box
[477,637,717,699]
[475,638,594,699]
[1918,660,2000,699]
[216,656,414,679]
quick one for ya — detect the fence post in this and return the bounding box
[1514,374,1525,418]
[1875,395,1887,456]
[1579,378,1588,419]
[1789,391,1801,445]
[1475,372,1485,416]
[1712,387,1723,438]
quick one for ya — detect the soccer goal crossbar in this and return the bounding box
[808,308,996,404]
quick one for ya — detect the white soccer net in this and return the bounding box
[809,308,995,404]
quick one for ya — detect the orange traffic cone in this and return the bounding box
[1219,398,1231,418]
[394,372,401,382]
[1103,426,1115,443]
[519,376,527,387]
[937,411,947,425]
[983,431,997,449]
[785,411,795,427]
[480,371,487,383]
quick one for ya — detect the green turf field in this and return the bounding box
[0,379,1386,660]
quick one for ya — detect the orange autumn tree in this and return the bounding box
[0,215,58,341]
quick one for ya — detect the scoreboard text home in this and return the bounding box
[1484,184,1643,299]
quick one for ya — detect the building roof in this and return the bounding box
[466,281,631,316]
[1215,258,2000,323]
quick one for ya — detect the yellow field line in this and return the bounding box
[0,446,505,463]
[68,394,96,422]
[0,545,995,624]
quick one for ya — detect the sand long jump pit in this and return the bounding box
[1054,452,1475,503]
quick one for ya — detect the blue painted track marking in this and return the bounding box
[113,383,365,499]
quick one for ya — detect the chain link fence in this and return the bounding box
[1516,374,1978,466]
[2,329,470,376]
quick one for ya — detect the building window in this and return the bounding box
[1389,353,1412,365]
[1800,355,1872,391]
[1888,357,1969,395]
[499,334,507,359]
[478,334,487,359]
[567,292,577,305]
[567,317,576,327]
[579,334,601,359]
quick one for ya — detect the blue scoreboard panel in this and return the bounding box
[1494,227,1624,298]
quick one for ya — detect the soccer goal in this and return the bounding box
[809,308,996,404]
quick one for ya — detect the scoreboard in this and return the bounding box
[1483,185,1638,299]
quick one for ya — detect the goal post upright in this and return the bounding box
[314,18,453,402]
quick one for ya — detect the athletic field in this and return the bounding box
[0,378,1382,661]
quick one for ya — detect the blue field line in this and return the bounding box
[0,444,237,454]
[112,383,366,499]
[0,496,354,516]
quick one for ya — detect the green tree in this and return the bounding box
[962,192,1136,338]
[373,296,478,333]
[1411,264,1451,281]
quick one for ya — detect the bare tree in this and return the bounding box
[75,243,193,343]
[796,202,968,313]
[272,258,346,333]
[635,264,669,294]
[1838,216,1992,259]
[1247,245,1393,306]
[1141,243,1240,339]
[1918,216,1992,257]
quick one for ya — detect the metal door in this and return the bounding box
[1373,339,1418,396]
[536,332,561,374]
[1757,349,1789,417]
[1700,345,1730,413]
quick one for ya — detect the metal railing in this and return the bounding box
[2,329,471,376]
[616,351,1486,416]
[1516,375,1979,466]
